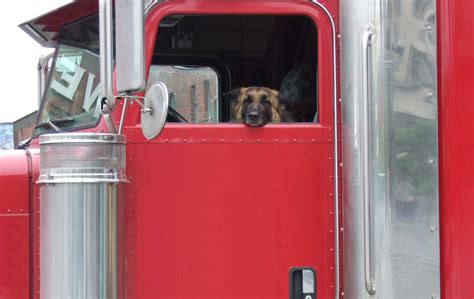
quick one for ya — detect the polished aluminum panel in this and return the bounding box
[38,133,126,298]
[341,0,439,298]
[383,1,439,298]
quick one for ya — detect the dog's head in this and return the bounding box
[224,87,282,127]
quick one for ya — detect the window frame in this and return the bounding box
[144,1,335,129]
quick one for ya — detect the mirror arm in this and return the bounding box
[113,82,168,140]
[118,98,129,135]
[114,94,150,134]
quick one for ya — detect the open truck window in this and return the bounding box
[151,15,318,124]
[147,65,219,123]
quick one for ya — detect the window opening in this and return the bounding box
[151,15,318,125]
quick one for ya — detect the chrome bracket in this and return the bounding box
[113,94,148,134]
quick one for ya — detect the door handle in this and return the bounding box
[361,23,377,296]
[290,268,317,299]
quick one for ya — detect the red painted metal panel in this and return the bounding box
[0,217,30,299]
[126,126,335,298]
[0,151,29,213]
[438,0,474,297]
[0,150,30,298]
[124,1,339,298]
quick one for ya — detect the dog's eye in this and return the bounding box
[261,96,271,106]
[244,95,251,103]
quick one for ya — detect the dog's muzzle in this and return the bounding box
[244,110,266,127]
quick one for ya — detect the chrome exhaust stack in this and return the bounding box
[38,133,127,298]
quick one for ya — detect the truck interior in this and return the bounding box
[150,15,318,123]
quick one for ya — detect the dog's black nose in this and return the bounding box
[248,111,259,121]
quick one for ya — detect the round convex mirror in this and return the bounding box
[141,81,169,139]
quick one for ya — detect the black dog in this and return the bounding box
[278,64,317,122]
[224,86,292,127]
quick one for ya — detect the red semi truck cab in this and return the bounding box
[0,0,473,298]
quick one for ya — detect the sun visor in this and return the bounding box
[18,0,98,47]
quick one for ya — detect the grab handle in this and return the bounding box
[361,23,377,296]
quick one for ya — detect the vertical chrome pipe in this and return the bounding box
[99,0,113,108]
[99,0,117,133]
[38,133,127,298]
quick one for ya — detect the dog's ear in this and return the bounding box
[222,87,247,122]
[269,89,279,99]
[278,100,294,122]
[223,88,242,105]
[223,88,245,122]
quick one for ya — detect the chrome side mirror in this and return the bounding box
[115,0,145,93]
[141,82,169,139]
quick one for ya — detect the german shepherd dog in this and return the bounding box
[224,87,293,127]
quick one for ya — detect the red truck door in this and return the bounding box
[124,1,339,298]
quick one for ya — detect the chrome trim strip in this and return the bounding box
[361,24,377,296]
[39,133,126,145]
[38,170,128,183]
[310,2,339,298]
[38,179,128,184]
[39,139,125,145]
[145,0,166,16]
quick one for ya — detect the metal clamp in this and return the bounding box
[362,23,377,296]
[113,94,148,134]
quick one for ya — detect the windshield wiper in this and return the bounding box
[35,117,75,132]
[18,117,75,149]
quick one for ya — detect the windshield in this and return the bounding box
[34,14,102,135]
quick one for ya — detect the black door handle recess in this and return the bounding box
[289,267,316,299]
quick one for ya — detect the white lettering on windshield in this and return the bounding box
[50,65,85,100]
[50,63,101,115]
[84,73,101,116]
